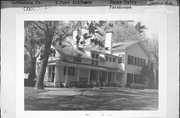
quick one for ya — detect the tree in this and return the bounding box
[24,22,43,81]
[141,64,155,89]
[24,21,108,89]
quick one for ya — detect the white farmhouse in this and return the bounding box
[42,32,150,88]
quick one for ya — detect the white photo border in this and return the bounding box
[16,14,167,118]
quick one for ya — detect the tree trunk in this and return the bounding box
[28,57,36,81]
[34,59,48,89]
[34,29,54,89]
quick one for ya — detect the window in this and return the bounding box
[128,55,146,67]
[91,53,95,58]
[64,66,75,76]
[91,52,99,66]
[118,54,124,63]
[68,67,75,76]
[134,74,142,84]
[137,57,140,66]
[105,56,108,61]
[141,59,146,66]
[95,54,99,59]
[127,73,134,87]
[113,58,115,62]
[91,60,94,65]
[135,57,138,66]
[108,72,111,82]
[95,60,98,66]
[73,56,81,63]
[140,58,143,66]
[64,66,66,75]
[109,57,112,62]
[118,57,122,63]
[134,74,139,83]
[128,55,134,65]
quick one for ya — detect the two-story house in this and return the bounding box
[41,32,149,88]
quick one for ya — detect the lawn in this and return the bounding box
[25,87,158,110]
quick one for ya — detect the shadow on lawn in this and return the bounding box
[25,89,158,110]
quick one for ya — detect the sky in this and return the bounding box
[140,20,159,39]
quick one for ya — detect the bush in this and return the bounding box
[77,81,93,88]
[69,81,78,87]
[105,82,119,87]
[24,79,36,87]
[130,83,145,89]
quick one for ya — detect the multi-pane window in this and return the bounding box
[134,74,143,84]
[73,56,81,63]
[91,52,99,66]
[141,59,146,66]
[118,58,122,63]
[95,60,98,66]
[105,56,108,61]
[118,54,124,63]
[137,57,140,66]
[95,54,99,59]
[127,73,142,85]
[105,55,117,63]
[128,55,146,67]
[113,58,115,62]
[91,60,98,66]
[64,66,75,76]
[135,57,138,66]
[134,74,139,83]
[109,57,112,62]
[128,55,134,65]
[127,73,134,86]
[92,53,95,58]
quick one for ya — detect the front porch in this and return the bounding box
[44,61,124,88]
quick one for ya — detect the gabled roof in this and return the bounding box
[112,41,151,58]
[53,44,91,59]
[111,41,139,51]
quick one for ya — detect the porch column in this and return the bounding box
[114,72,117,83]
[106,71,108,83]
[77,67,80,81]
[54,66,59,87]
[65,66,68,87]
[45,66,49,81]
[88,69,90,83]
[97,70,100,83]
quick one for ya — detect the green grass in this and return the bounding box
[25,87,158,110]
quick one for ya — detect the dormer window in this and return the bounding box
[92,53,95,58]
[91,51,99,66]
[95,54,99,59]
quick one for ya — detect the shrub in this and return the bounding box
[77,81,93,88]
[105,82,119,87]
[130,83,145,89]
[24,79,36,87]
[69,81,78,87]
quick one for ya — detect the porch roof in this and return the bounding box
[48,60,123,73]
